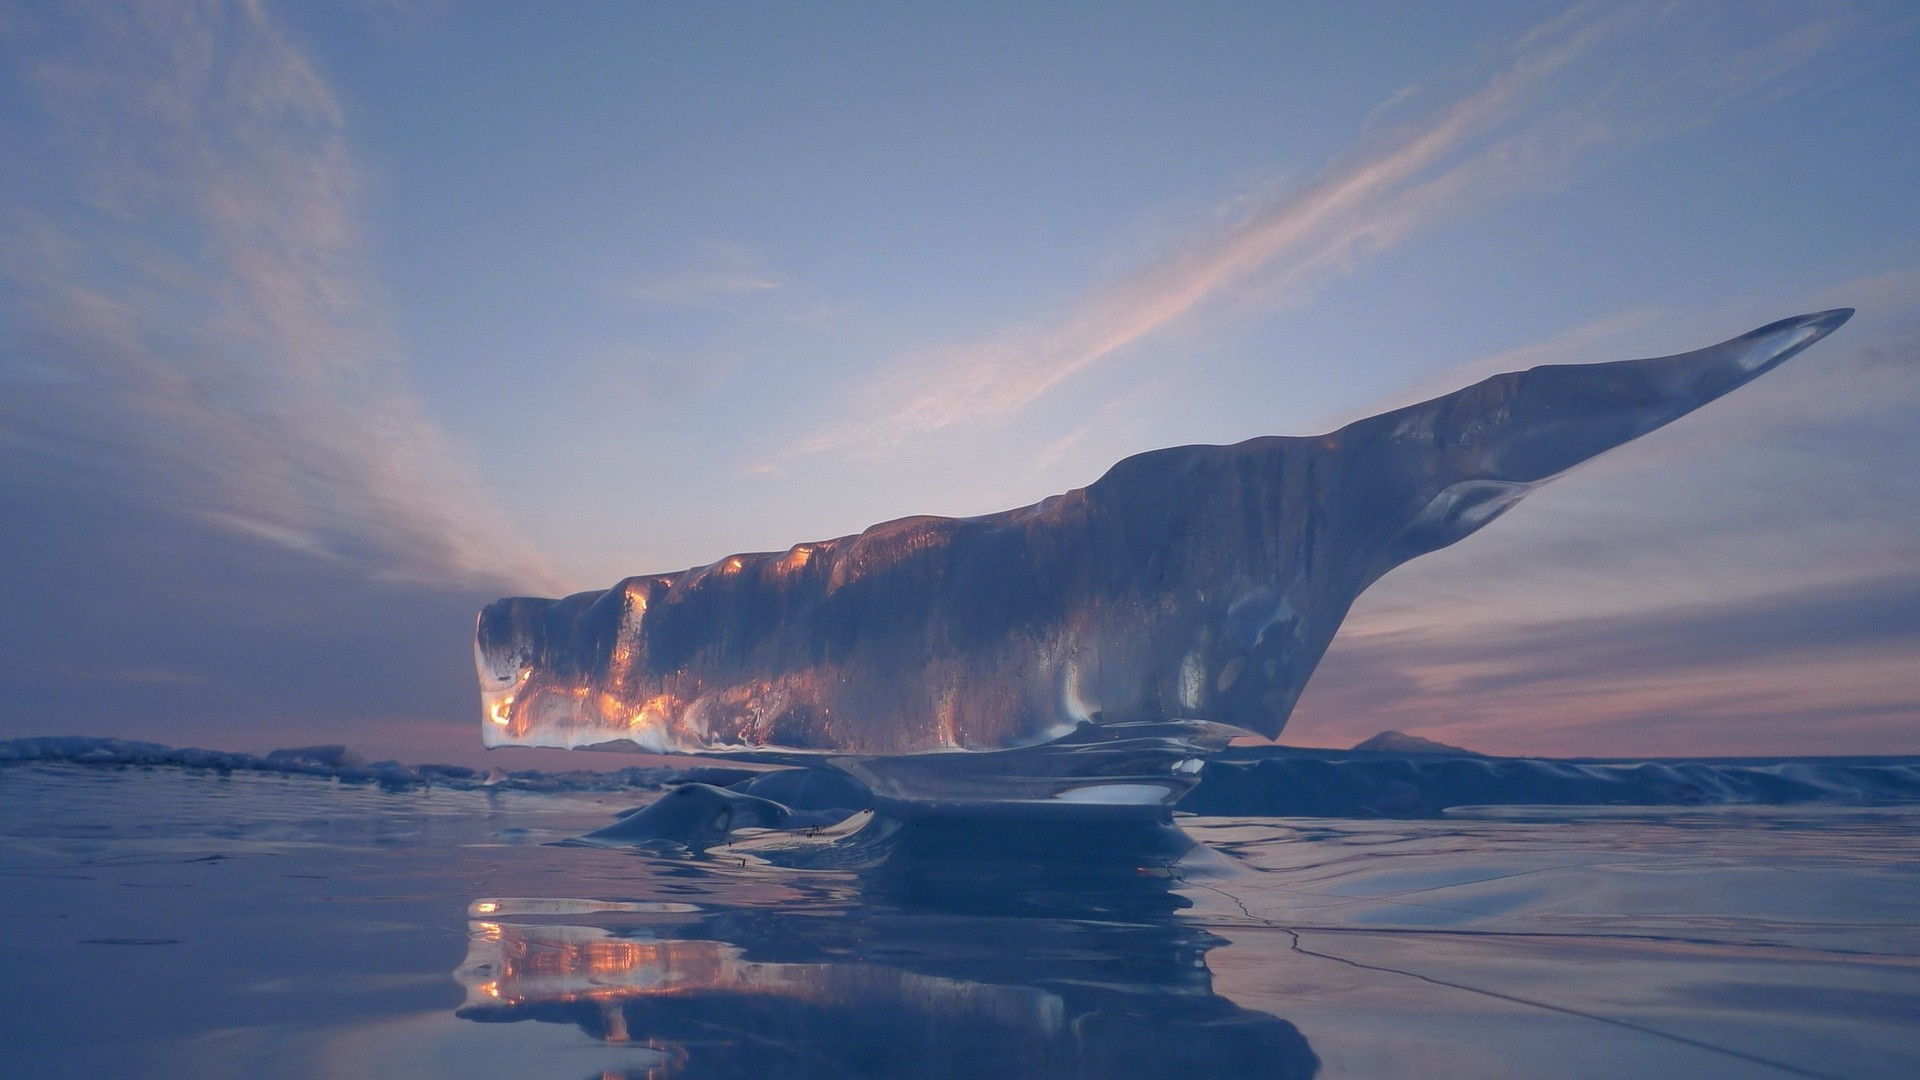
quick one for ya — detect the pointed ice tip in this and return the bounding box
[1747,307,1853,343]
[1796,307,1853,335]
[1703,307,1853,383]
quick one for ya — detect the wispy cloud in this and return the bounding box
[795,0,1861,456]
[1291,570,1920,756]
[616,243,788,310]
[1354,262,1920,439]
[622,271,786,310]
[593,345,742,398]
[0,0,554,591]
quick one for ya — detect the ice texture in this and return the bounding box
[477,311,1852,772]
[10,737,1920,815]
[0,736,676,793]
[8,764,1919,1077]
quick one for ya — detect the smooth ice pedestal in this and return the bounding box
[477,310,1851,813]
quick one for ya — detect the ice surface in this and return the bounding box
[0,736,675,793]
[477,312,1852,801]
[1182,744,1920,817]
[6,765,1919,1078]
[16,736,1919,818]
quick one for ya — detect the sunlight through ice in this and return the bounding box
[477,312,1851,809]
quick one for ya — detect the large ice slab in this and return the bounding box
[477,312,1851,790]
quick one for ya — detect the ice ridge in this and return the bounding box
[0,736,674,793]
[1181,747,1920,818]
[477,311,1852,767]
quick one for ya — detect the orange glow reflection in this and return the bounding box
[454,915,1059,1029]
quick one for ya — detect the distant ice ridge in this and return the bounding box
[476,312,1852,802]
[1183,746,1920,818]
[0,737,673,793]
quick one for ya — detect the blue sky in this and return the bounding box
[2,0,1917,763]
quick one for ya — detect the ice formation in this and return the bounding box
[477,311,1851,803]
[9,736,1920,815]
[570,783,791,847]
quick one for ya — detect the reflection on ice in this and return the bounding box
[4,767,1919,1077]
[455,818,1319,1077]
[457,929,1075,1049]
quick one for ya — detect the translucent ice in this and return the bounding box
[477,311,1851,804]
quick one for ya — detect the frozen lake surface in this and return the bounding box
[3,763,1918,1078]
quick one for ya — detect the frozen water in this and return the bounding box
[476,312,1852,807]
[3,763,1917,1078]
[0,735,676,793]
[13,737,1919,819]
[1183,744,1920,818]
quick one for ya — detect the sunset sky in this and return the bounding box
[3,0,1917,764]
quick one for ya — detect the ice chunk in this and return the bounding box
[565,783,791,848]
[477,312,1852,795]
